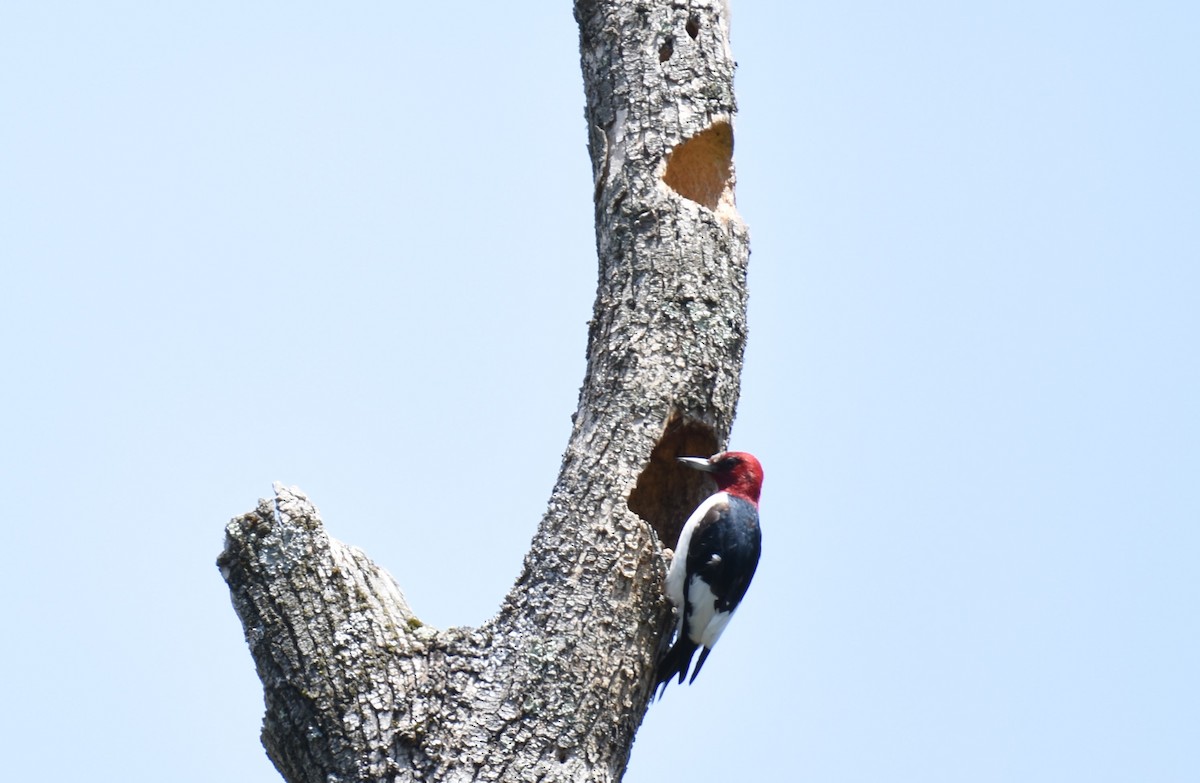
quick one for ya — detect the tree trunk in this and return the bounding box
[217,1,749,781]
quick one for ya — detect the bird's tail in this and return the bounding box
[689,646,712,684]
[654,635,700,699]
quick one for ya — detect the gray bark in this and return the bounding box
[218,1,749,781]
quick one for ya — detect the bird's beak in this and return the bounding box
[676,456,716,472]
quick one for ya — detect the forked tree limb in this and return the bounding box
[219,2,749,781]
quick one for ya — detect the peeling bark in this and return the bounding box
[218,1,749,780]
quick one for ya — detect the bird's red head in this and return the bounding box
[678,450,764,505]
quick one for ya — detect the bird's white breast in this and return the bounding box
[666,492,728,625]
[685,574,734,648]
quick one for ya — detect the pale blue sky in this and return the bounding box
[2,3,1197,781]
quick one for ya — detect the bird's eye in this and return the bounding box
[718,456,741,471]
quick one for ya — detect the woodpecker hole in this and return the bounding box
[685,15,700,39]
[627,414,719,550]
[662,121,733,212]
[659,36,674,62]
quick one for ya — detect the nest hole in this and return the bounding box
[627,415,720,550]
[662,121,733,211]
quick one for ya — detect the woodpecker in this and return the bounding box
[656,451,763,697]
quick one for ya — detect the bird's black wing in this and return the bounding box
[684,497,761,613]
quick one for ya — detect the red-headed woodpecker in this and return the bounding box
[656,451,763,697]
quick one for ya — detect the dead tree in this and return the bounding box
[218,2,750,780]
